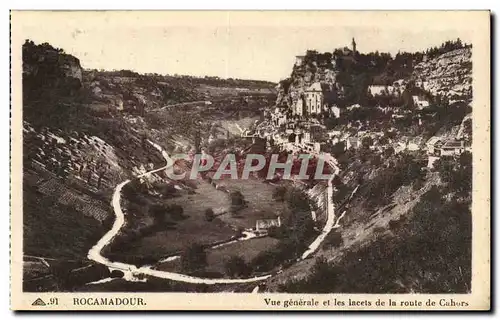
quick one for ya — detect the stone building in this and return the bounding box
[305,82,323,115]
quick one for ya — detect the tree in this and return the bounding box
[49,261,77,291]
[229,190,245,214]
[224,255,251,277]
[181,243,207,274]
[122,179,148,202]
[267,225,286,239]
[361,136,374,149]
[95,159,109,189]
[205,208,215,222]
[155,183,177,198]
[149,204,167,225]
[383,146,395,158]
[272,186,287,202]
[166,204,185,221]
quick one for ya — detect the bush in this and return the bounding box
[110,270,125,278]
[324,231,343,248]
[149,204,185,224]
[229,190,245,206]
[412,178,424,191]
[224,255,251,277]
[122,179,148,203]
[181,243,207,274]
[167,204,185,221]
[149,204,168,224]
[205,208,215,222]
[272,186,287,202]
[267,225,287,239]
[388,219,401,231]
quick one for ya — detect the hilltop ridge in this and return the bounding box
[275,38,472,114]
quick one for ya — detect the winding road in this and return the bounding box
[87,141,342,285]
[301,152,340,259]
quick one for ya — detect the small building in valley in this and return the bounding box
[255,217,281,235]
[440,140,466,156]
[407,137,425,151]
[426,136,443,155]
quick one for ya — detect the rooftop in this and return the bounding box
[306,82,322,92]
[442,140,464,148]
[426,136,442,145]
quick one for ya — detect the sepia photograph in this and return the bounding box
[10,10,490,310]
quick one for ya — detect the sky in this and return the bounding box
[13,11,477,82]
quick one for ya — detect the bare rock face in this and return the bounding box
[22,40,84,100]
[60,59,83,82]
[413,47,472,103]
[275,55,341,109]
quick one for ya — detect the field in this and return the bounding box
[215,179,288,229]
[113,179,236,259]
[155,236,280,275]
[205,237,280,274]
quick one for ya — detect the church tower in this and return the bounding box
[352,37,357,53]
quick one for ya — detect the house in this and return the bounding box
[441,140,465,156]
[393,79,406,92]
[427,156,440,169]
[346,137,361,149]
[368,85,396,96]
[271,108,287,127]
[300,141,321,153]
[426,137,443,155]
[393,79,406,87]
[330,136,340,144]
[407,137,425,151]
[255,217,281,234]
[327,130,342,138]
[347,104,361,111]
[412,95,430,109]
[309,125,325,143]
[293,98,304,116]
[331,105,341,118]
[304,82,323,115]
[377,105,393,114]
[303,132,311,143]
[394,142,407,154]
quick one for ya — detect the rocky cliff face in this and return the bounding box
[23,40,83,100]
[413,47,472,103]
[275,56,341,109]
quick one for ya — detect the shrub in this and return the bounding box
[224,255,251,277]
[110,270,125,278]
[388,219,401,231]
[180,243,207,274]
[272,186,287,202]
[324,231,343,248]
[205,208,215,222]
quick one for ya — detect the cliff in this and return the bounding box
[413,47,472,104]
[275,51,342,109]
[23,40,83,101]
